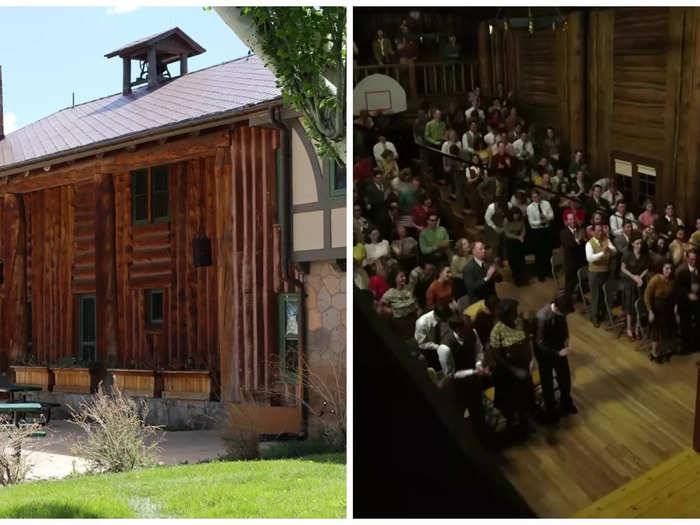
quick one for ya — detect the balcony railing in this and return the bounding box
[354,60,477,100]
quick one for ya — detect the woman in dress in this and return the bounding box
[503,206,527,286]
[644,261,676,362]
[620,234,650,340]
[489,299,535,435]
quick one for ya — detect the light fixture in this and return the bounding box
[488,24,493,35]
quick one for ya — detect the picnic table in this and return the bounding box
[0,403,47,436]
[0,384,43,403]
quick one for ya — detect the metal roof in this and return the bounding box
[104,27,206,59]
[0,54,281,172]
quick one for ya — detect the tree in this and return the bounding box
[214,7,346,164]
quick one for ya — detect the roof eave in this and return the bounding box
[0,96,283,178]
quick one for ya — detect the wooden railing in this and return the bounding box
[354,60,477,99]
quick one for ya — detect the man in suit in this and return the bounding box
[560,211,586,304]
[584,184,610,224]
[363,171,387,226]
[674,249,699,354]
[654,202,685,241]
[462,241,501,302]
[372,29,395,64]
[535,295,577,423]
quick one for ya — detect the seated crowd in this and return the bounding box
[354,82,700,441]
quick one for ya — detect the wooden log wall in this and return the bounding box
[0,126,299,407]
[588,7,700,221]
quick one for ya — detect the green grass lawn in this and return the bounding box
[0,453,345,518]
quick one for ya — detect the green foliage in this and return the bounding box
[0,454,346,518]
[241,7,346,162]
[260,436,344,460]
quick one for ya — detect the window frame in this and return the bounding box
[329,158,346,198]
[131,165,170,226]
[147,289,164,328]
[277,292,300,385]
[609,152,662,214]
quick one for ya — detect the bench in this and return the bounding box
[0,403,46,435]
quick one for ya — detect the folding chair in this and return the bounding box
[635,297,649,342]
[603,279,626,337]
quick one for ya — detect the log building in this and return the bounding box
[0,28,346,434]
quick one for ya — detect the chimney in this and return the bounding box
[0,65,4,140]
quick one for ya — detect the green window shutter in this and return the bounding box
[277,292,299,384]
[151,165,170,221]
[131,169,149,224]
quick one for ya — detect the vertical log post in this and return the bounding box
[2,193,27,369]
[493,27,504,89]
[694,361,700,452]
[122,57,131,96]
[94,172,119,376]
[477,21,493,95]
[179,54,188,76]
[567,11,586,154]
[214,146,235,403]
[147,46,158,89]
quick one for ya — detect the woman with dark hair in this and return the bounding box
[426,265,454,309]
[489,299,535,435]
[649,236,671,272]
[504,206,527,286]
[644,261,676,362]
[620,234,650,340]
[365,228,390,264]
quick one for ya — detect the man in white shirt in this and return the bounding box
[526,189,555,281]
[461,121,480,155]
[483,124,495,148]
[608,200,636,238]
[586,224,617,327]
[465,99,485,121]
[373,136,399,164]
[512,131,534,162]
[414,302,453,370]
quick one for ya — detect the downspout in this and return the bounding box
[269,106,307,437]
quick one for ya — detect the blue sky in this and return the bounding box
[0,7,249,133]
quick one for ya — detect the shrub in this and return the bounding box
[0,424,41,486]
[69,383,162,473]
[260,436,341,460]
[219,402,260,461]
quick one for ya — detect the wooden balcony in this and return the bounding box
[354,60,477,101]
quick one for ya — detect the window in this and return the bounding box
[611,154,661,211]
[131,165,169,225]
[277,293,299,384]
[78,294,97,363]
[147,289,164,326]
[330,159,346,197]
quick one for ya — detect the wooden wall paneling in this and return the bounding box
[598,10,615,180]
[94,173,119,369]
[554,23,569,149]
[232,128,244,401]
[478,21,493,94]
[2,193,27,365]
[185,158,199,366]
[61,185,74,366]
[214,145,234,402]
[241,126,252,394]
[170,162,184,366]
[567,11,586,154]
[30,193,43,363]
[251,128,262,391]
[662,7,683,209]
[493,28,504,88]
[114,173,130,367]
[682,8,700,222]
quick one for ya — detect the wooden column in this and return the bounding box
[2,193,27,367]
[493,27,504,88]
[567,12,586,154]
[214,146,235,402]
[147,46,158,89]
[477,21,493,94]
[694,361,700,452]
[94,172,119,370]
[180,54,188,76]
[122,58,131,96]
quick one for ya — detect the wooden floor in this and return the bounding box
[572,448,700,518]
[492,275,698,518]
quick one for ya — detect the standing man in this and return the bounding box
[535,296,577,423]
[586,223,617,327]
[372,135,399,164]
[424,109,446,182]
[462,241,501,302]
[372,29,395,65]
[419,213,450,265]
[560,211,586,304]
[526,190,555,282]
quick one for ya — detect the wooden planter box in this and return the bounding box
[10,365,53,391]
[108,369,158,398]
[161,371,212,401]
[51,367,96,393]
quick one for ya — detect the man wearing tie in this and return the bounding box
[674,249,699,354]
[560,211,586,305]
[462,241,501,302]
[372,29,395,65]
[526,190,555,282]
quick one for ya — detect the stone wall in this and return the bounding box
[304,260,347,444]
